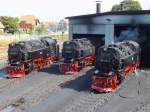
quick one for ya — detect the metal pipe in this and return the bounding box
[96,1,102,13]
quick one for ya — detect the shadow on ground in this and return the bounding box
[39,63,62,75]
[59,68,94,92]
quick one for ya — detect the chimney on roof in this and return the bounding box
[120,1,124,11]
[96,1,102,14]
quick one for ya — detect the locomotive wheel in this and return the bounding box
[92,59,95,66]
[78,61,85,71]
[81,61,85,68]
[56,44,60,60]
[25,62,33,74]
[117,73,125,85]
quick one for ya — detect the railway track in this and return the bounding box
[0,65,92,111]
[0,65,150,112]
[0,46,150,112]
[24,67,114,112]
[59,92,113,112]
[10,69,148,112]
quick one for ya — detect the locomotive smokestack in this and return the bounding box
[96,1,102,14]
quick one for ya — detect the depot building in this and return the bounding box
[66,10,150,47]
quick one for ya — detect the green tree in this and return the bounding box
[35,24,45,35]
[111,0,142,11]
[0,16,19,34]
[49,22,58,32]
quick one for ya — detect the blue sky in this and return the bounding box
[0,0,149,22]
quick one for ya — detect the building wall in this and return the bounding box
[72,24,105,34]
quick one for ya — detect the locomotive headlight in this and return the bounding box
[108,72,113,76]
[94,70,100,75]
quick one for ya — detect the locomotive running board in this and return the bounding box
[65,71,78,75]
[5,73,25,78]
[59,63,79,75]
[91,75,118,93]
[2,66,25,78]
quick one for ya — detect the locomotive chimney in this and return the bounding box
[96,1,102,14]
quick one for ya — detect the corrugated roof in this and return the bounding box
[66,10,150,19]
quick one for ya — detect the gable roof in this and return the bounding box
[20,15,36,25]
[66,10,150,19]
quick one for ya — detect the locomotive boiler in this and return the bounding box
[5,37,59,78]
[91,41,140,92]
[59,38,95,74]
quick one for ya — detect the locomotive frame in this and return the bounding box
[59,54,94,74]
[3,37,59,78]
[4,55,58,78]
[91,41,140,92]
[59,38,95,74]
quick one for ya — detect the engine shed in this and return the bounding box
[66,10,150,47]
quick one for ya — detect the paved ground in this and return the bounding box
[0,63,150,112]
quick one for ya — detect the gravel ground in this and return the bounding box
[0,62,150,112]
[0,64,92,112]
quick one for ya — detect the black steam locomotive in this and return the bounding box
[6,37,59,78]
[59,38,95,74]
[91,41,140,92]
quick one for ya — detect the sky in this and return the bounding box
[0,0,149,22]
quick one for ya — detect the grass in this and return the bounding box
[50,34,68,42]
[0,34,69,47]
[0,34,30,47]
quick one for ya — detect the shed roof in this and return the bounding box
[66,10,150,19]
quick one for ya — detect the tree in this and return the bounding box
[57,19,67,33]
[111,0,142,11]
[0,16,19,34]
[35,24,45,35]
[49,22,58,32]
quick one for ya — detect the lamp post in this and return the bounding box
[18,29,21,41]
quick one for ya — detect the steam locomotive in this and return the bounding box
[91,41,140,92]
[5,37,59,78]
[59,38,95,74]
